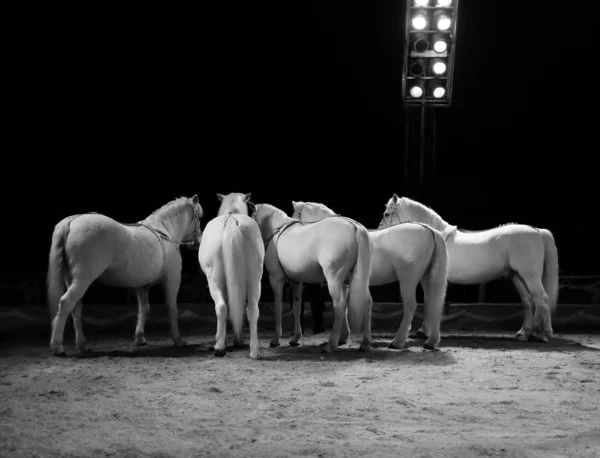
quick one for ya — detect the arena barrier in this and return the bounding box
[1,274,599,339]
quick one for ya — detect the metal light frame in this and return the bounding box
[402,0,460,107]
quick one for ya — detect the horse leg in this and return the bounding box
[520,273,553,342]
[71,300,89,353]
[389,280,419,350]
[410,280,429,339]
[289,281,303,347]
[206,281,228,357]
[162,273,186,348]
[269,275,285,348]
[50,281,88,356]
[358,289,373,352]
[134,287,150,346]
[322,279,347,354]
[512,275,534,341]
[246,277,262,361]
[338,285,351,346]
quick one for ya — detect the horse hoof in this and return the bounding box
[423,343,437,351]
[388,342,402,350]
[269,341,281,348]
[249,353,261,360]
[214,348,227,357]
[515,333,528,341]
[338,340,347,346]
[358,345,372,352]
[289,340,300,347]
[52,350,66,357]
[135,339,147,346]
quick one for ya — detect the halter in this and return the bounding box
[378,203,403,229]
[139,201,202,248]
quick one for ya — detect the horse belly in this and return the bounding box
[98,237,164,288]
[369,251,398,286]
[447,244,510,284]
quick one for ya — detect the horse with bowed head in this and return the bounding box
[47,195,204,356]
[198,192,265,359]
[292,200,448,350]
[379,194,559,342]
[251,202,374,353]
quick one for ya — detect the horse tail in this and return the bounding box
[47,217,73,319]
[539,228,559,314]
[424,228,449,334]
[222,218,247,339]
[347,224,373,334]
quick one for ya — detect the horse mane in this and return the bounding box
[258,203,290,219]
[148,196,195,222]
[308,201,336,215]
[400,197,455,234]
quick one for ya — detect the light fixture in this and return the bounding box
[414,0,430,6]
[436,0,452,7]
[431,58,447,75]
[411,10,428,30]
[409,84,424,98]
[413,33,429,53]
[431,82,446,98]
[409,58,425,76]
[432,33,448,53]
[433,10,452,30]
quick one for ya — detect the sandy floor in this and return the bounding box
[1,329,599,458]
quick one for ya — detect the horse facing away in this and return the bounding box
[379,194,559,342]
[198,192,265,360]
[292,201,448,350]
[47,195,204,356]
[251,203,374,353]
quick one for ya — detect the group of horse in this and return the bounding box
[46,192,559,360]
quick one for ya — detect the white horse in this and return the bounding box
[292,201,448,350]
[251,203,374,353]
[198,192,265,359]
[47,195,204,356]
[379,194,559,342]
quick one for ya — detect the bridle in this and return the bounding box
[181,202,203,246]
[378,203,402,229]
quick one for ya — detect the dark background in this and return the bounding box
[10,1,597,303]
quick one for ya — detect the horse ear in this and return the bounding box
[392,194,400,203]
[244,193,251,202]
[191,194,199,205]
[216,193,225,202]
[247,201,256,215]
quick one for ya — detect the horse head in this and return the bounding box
[183,195,204,249]
[251,203,291,241]
[217,192,252,216]
[292,201,336,223]
[379,193,405,228]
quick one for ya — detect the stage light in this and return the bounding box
[413,33,429,53]
[434,11,452,30]
[409,58,425,76]
[432,34,448,53]
[432,84,446,98]
[431,58,447,75]
[436,0,452,6]
[414,0,430,6]
[411,10,428,30]
[409,84,424,98]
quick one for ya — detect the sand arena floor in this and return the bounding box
[1,327,599,458]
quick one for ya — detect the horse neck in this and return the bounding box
[146,209,190,242]
[218,203,247,216]
[402,202,451,233]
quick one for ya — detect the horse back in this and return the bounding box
[65,213,165,286]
